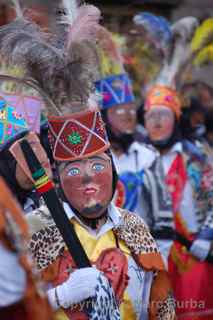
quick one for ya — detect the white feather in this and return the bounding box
[11,0,23,18]
[61,0,78,25]
[157,17,199,88]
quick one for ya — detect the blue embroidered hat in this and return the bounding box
[95,73,135,110]
[95,28,135,110]
[0,97,29,151]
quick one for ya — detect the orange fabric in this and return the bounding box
[145,85,182,119]
[149,270,175,320]
[0,178,53,320]
[42,258,61,283]
[135,252,165,272]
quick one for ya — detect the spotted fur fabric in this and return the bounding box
[88,273,121,320]
[28,206,174,319]
[29,225,64,270]
[28,206,159,271]
[115,208,159,255]
[156,293,176,320]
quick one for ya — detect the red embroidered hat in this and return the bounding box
[48,109,110,161]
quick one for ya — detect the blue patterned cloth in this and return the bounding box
[118,170,144,212]
[0,98,28,150]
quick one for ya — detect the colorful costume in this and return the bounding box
[95,27,156,216]
[0,1,176,319]
[134,12,213,319]
[0,177,52,320]
[0,73,52,211]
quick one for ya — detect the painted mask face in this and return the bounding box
[145,106,175,142]
[107,103,137,135]
[59,152,113,219]
[10,132,52,190]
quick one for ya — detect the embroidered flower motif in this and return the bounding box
[67,132,82,145]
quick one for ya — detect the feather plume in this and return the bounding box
[0,1,101,115]
[134,14,199,88]
[191,18,213,53]
[193,44,213,66]
[64,40,100,113]
[160,17,199,87]
[133,12,172,59]
[66,5,101,51]
[96,26,125,77]
[60,0,78,25]
[133,12,213,92]
[11,0,24,18]
[171,17,199,42]
[0,19,65,114]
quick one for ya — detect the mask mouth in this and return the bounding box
[150,137,172,148]
[148,121,181,150]
[80,204,106,218]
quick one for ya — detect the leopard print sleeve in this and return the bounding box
[149,270,176,320]
[29,225,64,271]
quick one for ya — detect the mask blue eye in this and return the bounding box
[92,163,105,172]
[68,168,80,176]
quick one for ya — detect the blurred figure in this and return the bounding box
[96,27,156,216]
[0,96,52,212]
[180,98,207,142]
[133,11,213,319]
[205,110,213,146]
[197,81,213,111]
[0,177,52,320]
[134,102,149,143]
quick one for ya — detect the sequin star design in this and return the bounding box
[67,132,82,145]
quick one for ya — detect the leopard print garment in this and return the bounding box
[28,206,174,319]
[30,225,64,270]
[114,208,159,255]
[156,293,176,320]
[28,207,158,271]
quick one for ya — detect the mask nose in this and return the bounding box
[82,173,92,184]
[82,164,93,184]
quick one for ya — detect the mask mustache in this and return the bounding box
[81,204,104,217]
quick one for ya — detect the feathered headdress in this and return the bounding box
[0,0,101,115]
[191,18,213,66]
[0,0,110,161]
[95,26,135,110]
[133,12,213,118]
